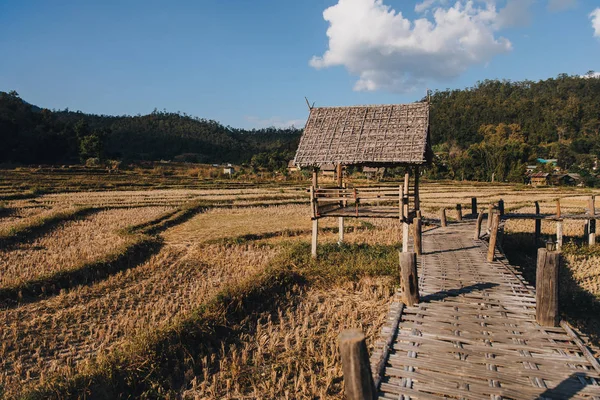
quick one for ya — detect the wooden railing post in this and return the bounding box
[588,195,596,247]
[498,199,504,216]
[400,252,419,306]
[440,208,447,227]
[487,203,493,230]
[487,213,500,262]
[536,248,560,327]
[338,217,344,245]
[474,212,484,240]
[556,199,561,218]
[589,220,596,246]
[414,211,422,256]
[456,204,463,221]
[338,329,376,400]
[534,201,541,244]
[556,221,563,251]
[471,197,478,215]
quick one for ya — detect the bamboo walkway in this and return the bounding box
[372,221,600,400]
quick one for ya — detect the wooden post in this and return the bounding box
[400,252,419,306]
[487,203,493,230]
[588,195,596,247]
[414,210,422,256]
[474,212,484,240]
[556,199,561,218]
[556,221,563,251]
[487,213,500,262]
[456,204,463,221]
[471,197,477,215]
[440,208,447,227]
[589,195,596,217]
[402,221,409,253]
[589,219,596,246]
[402,172,410,253]
[311,219,318,259]
[338,329,376,400]
[336,163,343,187]
[535,201,541,244]
[414,166,420,211]
[338,217,344,244]
[498,199,504,216]
[312,168,318,188]
[536,248,560,327]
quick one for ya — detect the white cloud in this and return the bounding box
[310,0,512,92]
[547,0,577,12]
[245,116,305,129]
[592,8,600,38]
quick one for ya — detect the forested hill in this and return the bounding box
[428,73,600,182]
[0,90,301,165]
[2,73,600,180]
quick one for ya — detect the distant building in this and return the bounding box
[551,173,582,186]
[537,158,558,165]
[526,165,537,173]
[363,166,385,180]
[223,166,235,175]
[530,172,550,187]
[320,164,336,177]
[287,160,300,173]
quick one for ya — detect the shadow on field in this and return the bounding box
[503,232,600,351]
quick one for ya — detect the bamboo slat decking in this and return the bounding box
[372,221,600,399]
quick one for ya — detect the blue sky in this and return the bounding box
[1,0,599,129]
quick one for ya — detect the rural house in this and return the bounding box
[530,172,550,187]
[287,160,300,173]
[223,166,235,175]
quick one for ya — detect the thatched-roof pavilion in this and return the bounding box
[294,102,432,258]
[294,102,432,168]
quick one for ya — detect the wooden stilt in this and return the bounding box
[311,219,318,259]
[414,166,420,211]
[456,204,463,221]
[556,199,561,218]
[338,217,344,244]
[536,248,560,327]
[487,213,500,262]
[312,167,318,188]
[589,219,596,246]
[498,199,504,216]
[338,330,376,400]
[402,222,409,253]
[471,197,478,215]
[399,252,419,306]
[487,204,493,231]
[414,210,422,256]
[440,208,447,227]
[588,195,596,247]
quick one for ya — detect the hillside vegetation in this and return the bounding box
[2,73,600,182]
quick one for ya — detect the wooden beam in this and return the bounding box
[536,248,560,327]
[487,213,500,262]
[338,330,376,400]
[400,252,419,306]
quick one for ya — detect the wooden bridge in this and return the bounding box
[341,218,600,400]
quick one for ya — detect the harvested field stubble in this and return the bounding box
[183,277,394,399]
[0,207,174,290]
[0,242,278,394]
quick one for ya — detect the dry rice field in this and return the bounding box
[1,176,600,398]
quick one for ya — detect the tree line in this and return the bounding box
[2,73,600,181]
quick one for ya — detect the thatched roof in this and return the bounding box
[294,102,432,168]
